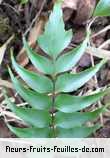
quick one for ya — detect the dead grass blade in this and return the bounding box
[0,35,14,66]
[86,46,110,60]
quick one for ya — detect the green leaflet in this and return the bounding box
[9,67,52,110]
[55,89,109,113]
[93,0,110,16]
[37,1,72,59]
[23,38,54,75]
[55,31,90,73]
[56,60,106,93]
[11,53,53,93]
[56,108,105,128]
[8,125,50,138]
[4,95,51,128]
[57,125,100,138]
[12,107,50,128]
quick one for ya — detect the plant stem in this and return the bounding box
[51,75,56,138]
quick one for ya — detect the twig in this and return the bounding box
[90,54,104,125]
[0,79,13,89]
[98,39,110,49]
[5,34,14,46]
[17,102,28,107]
[86,46,110,60]
[87,17,97,32]
[86,19,104,125]
[0,110,22,121]
[23,0,47,36]
[88,19,104,125]
[92,25,110,38]
[24,4,30,28]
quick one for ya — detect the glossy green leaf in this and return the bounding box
[8,125,50,138]
[14,107,51,128]
[55,31,89,73]
[56,108,105,128]
[37,1,72,59]
[56,60,106,93]
[23,38,54,75]
[55,89,109,113]
[93,0,110,16]
[15,108,50,128]
[5,95,51,128]
[9,67,52,110]
[11,54,53,93]
[57,125,100,138]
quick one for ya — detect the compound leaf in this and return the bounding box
[5,0,109,138]
[56,60,106,93]
[37,1,72,59]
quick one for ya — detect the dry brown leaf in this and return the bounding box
[0,119,13,138]
[17,18,45,67]
[62,0,78,21]
[60,0,97,24]
[26,65,41,74]
[28,18,45,44]
[78,54,91,67]
[62,0,78,9]
[73,0,96,25]
[16,51,29,68]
